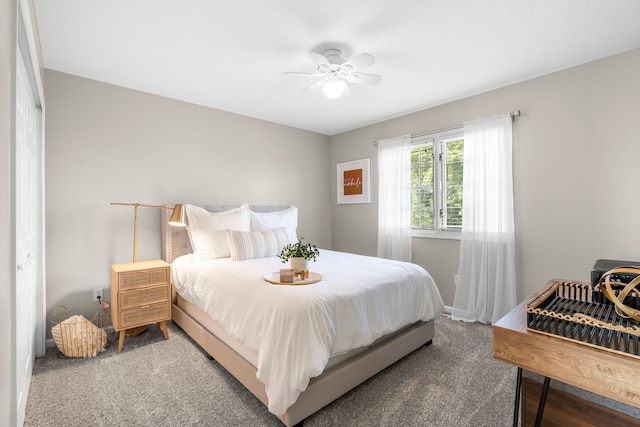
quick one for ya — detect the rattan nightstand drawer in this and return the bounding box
[117,301,170,329]
[118,284,170,310]
[117,268,169,291]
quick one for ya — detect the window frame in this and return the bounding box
[410,128,464,240]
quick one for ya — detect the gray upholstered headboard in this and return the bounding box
[161,205,288,264]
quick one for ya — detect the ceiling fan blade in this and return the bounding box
[344,53,375,69]
[282,71,318,77]
[301,79,326,92]
[348,72,382,86]
[309,52,330,67]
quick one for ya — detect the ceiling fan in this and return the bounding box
[283,49,382,99]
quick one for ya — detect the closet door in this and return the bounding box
[15,44,43,426]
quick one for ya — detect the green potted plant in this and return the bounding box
[278,237,320,274]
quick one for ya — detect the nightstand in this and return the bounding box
[110,259,171,352]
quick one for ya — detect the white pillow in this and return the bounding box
[250,206,298,244]
[225,227,290,261]
[186,204,250,259]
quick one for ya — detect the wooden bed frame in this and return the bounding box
[161,206,435,426]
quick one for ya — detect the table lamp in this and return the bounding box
[111,202,186,262]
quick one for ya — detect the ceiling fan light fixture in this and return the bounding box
[322,79,347,99]
[284,48,380,98]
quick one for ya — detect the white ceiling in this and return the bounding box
[33,0,640,136]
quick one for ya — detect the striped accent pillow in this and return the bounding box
[225,227,290,261]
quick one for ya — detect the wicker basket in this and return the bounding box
[51,305,110,357]
[526,279,640,358]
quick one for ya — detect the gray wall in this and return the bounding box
[43,70,331,331]
[330,48,640,307]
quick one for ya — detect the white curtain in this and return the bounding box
[377,134,412,261]
[452,114,517,324]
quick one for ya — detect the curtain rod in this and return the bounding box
[373,110,521,146]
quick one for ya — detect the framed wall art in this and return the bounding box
[337,158,370,204]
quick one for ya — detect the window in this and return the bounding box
[441,137,464,230]
[410,141,435,230]
[410,129,464,236]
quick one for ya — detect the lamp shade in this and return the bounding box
[322,79,347,99]
[168,204,185,226]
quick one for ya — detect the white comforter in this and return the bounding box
[171,249,444,416]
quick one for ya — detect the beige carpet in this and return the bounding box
[25,316,518,426]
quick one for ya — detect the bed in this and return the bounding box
[162,204,444,426]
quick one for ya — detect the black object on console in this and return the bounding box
[591,259,640,287]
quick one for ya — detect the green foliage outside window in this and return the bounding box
[410,144,435,230]
[444,139,464,229]
[410,137,464,231]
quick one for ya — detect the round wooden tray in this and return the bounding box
[264,272,322,285]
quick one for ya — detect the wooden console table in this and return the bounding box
[493,283,640,425]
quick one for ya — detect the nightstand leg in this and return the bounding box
[118,329,126,352]
[157,321,169,339]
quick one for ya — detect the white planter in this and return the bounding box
[290,257,309,273]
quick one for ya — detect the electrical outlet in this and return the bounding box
[93,288,103,302]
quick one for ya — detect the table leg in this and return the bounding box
[513,367,522,427]
[157,321,169,339]
[534,376,551,427]
[117,329,126,352]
